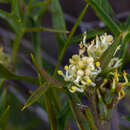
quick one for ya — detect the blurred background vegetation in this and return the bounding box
[0,0,129,130]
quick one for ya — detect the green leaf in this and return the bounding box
[30,0,51,20]
[21,84,49,111]
[119,17,130,61]
[94,0,115,17]
[12,34,23,69]
[31,54,62,86]
[83,106,97,130]
[85,0,121,36]
[118,38,129,68]
[44,93,58,130]
[26,26,69,33]
[100,33,122,72]
[54,4,89,75]
[0,9,23,35]
[0,105,10,129]
[11,0,21,19]
[0,79,6,89]
[0,89,7,112]
[29,18,41,63]
[125,16,130,30]
[31,54,62,113]
[0,63,39,85]
[68,92,89,130]
[57,100,70,129]
[50,0,67,50]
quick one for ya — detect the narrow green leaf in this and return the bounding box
[31,54,62,113]
[0,89,7,112]
[50,0,67,50]
[94,0,115,17]
[23,0,35,25]
[29,18,41,63]
[57,100,70,129]
[31,54,62,86]
[26,27,69,33]
[12,34,23,69]
[118,37,129,69]
[0,105,10,129]
[11,0,21,19]
[44,93,57,130]
[30,0,51,20]
[21,84,49,111]
[68,92,89,130]
[119,22,130,62]
[0,63,39,85]
[0,10,23,35]
[85,0,121,36]
[54,4,89,75]
[50,0,66,32]
[83,106,97,130]
[0,79,6,89]
[30,0,49,8]
[125,16,130,30]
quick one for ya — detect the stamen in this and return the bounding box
[64,65,69,70]
[87,79,91,84]
[57,70,63,75]
[96,61,101,67]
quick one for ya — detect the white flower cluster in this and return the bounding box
[87,33,113,58]
[58,33,122,93]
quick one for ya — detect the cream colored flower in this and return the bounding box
[58,32,122,93]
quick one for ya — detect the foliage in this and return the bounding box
[0,0,129,130]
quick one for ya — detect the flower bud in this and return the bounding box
[69,58,76,64]
[72,55,79,61]
[82,56,88,64]
[77,69,84,76]
[106,35,113,42]
[78,61,85,69]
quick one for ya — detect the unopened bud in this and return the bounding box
[77,69,84,76]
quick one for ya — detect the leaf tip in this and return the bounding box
[21,106,26,111]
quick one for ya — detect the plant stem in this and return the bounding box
[83,106,98,130]
[26,27,69,34]
[86,89,111,130]
[87,89,100,129]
